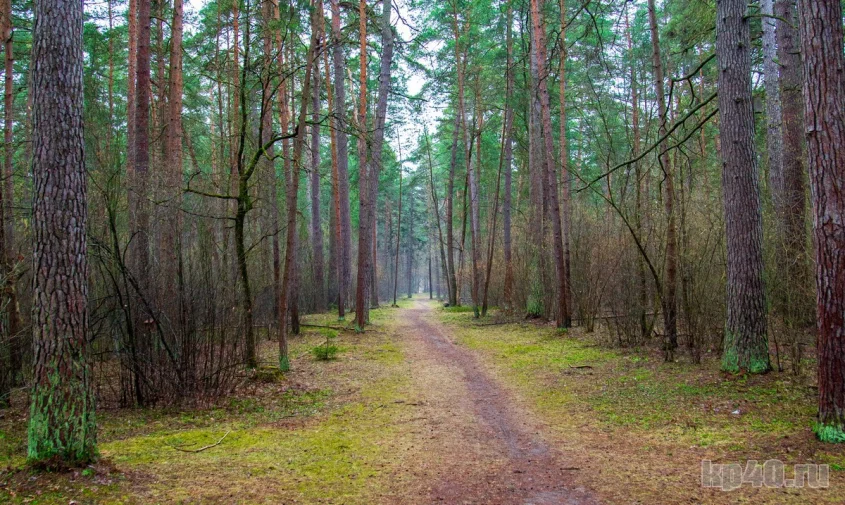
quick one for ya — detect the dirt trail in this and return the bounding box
[397,300,598,505]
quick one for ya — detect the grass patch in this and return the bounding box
[1,308,424,504]
[435,304,845,505]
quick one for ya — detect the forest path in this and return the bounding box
[397,299,598,505]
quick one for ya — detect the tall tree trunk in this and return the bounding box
[407,188,415,298]
[424,126,451,306]
[279,3,318,367]
[354,0,370,328]
[324,46,341,314]
[558,0,572,327]
[626,3,649,340]
[1,0,19,389]
[501,1,514,312]
[761,0,782,202]
[798,0,845,441]
[311,56,325,311]
[774,0,808,336]
[647,0,678,356]
[27,0,96,463]
[716,0,770,374]
[330,0,352,317]
[130,0,153,401]
[481,112,506,317]
[265,0,282,328]
[1,0,11,259]
[529,0,568,329]
[163,0,184,339]
[393,167,402,306]
[368,0,394,309]
[452,6,481,317]
[445,113,459,306]
[234,4,256,368]
[371,215,379,306]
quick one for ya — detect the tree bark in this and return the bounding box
[424,126,451,306]
[163,0,184,337]
[761,0,783,202]
[558,0,572,327]
[354,0,371,327]
[329,0,352,317]
[393,167,402,306]
[27,0,96,463]
[311,50,325,311]
[0,0,19,391]
[279,3,319,368]
[501,1,514,312]
[798,0,845,440]
[716,0,771,373]
[529,0,568,328]
[324,44,341,314]
[407,187,415,298]
[626,3,649,340]
[130,0,153,398]
[774,0,807,333]
[647,0,678,355]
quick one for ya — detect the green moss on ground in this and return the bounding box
[436,301,845,504]
[0,313,422,504]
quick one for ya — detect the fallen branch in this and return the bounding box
[569,365,593,369]
[300,323,353,331]
[171,430,231,453]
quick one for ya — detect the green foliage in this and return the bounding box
[526,296,543,318]
[278,354,291,373]
[721,330,771,374]
[814,423,845,444]
[27,361,97,466]
[442,305,473,313]
[312,329,340,361]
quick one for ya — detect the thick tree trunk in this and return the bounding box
[798,0,845,440]
[330,0,352,316]
[27,0,96,463]
[716,0,770,374]
[647,0,678,356]
[529,0,568,329]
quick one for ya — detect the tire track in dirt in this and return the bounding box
[399,301,598,505]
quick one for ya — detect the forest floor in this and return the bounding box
[2,297,845,504]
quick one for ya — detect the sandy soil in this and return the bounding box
[396,300,598,505]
